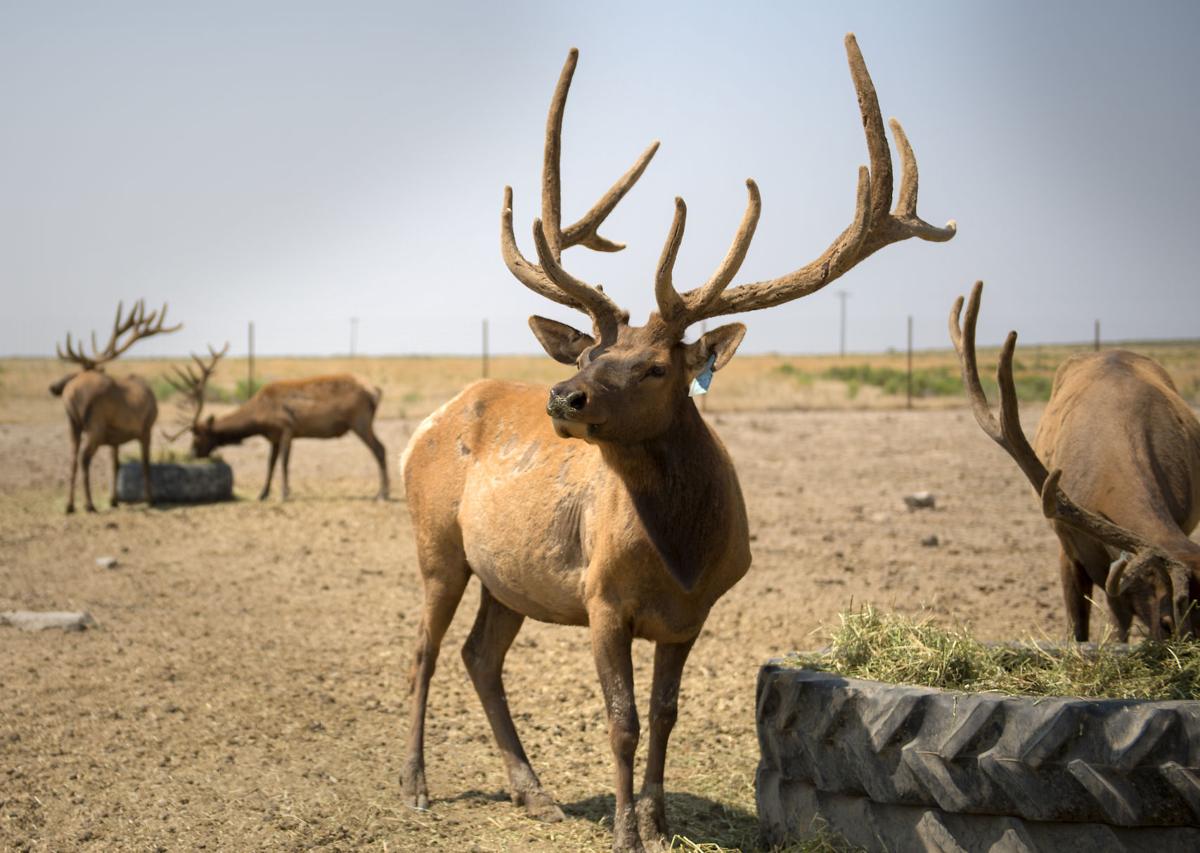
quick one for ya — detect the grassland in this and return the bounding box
[6,339,1200,427]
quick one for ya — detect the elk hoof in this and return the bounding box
[516,788,565,823]
[258,492,270,502]
[636,795,668,848]
[65,505,75,515]
[400,763,429,811]
[612,804,646,853]
[85,505,97,514]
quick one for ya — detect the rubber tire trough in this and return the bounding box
[116,460,233,504]
[756,663,1200,852]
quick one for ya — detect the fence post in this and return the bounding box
[906,315,913,410]
[248,321,255,399]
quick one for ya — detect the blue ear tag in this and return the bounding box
[688,353,717,397]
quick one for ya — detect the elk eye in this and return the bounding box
[646,365,668,379]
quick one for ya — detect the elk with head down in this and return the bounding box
[400,36,955,852]
[165,345,389,501]
[951,282,1200,641]
[50,300,181,513]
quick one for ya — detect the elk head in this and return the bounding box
[951,282,1199,639]
[54,300,181,390]
[504,38,955,445]
[162,342,229,458]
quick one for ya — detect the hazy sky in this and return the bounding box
[3,1,1199,358]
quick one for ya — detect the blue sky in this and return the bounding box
[3,1,1199,357]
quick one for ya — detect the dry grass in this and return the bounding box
[794,606,1200,701]
[6,339,1200,428]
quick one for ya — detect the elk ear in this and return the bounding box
[685,323,746,377]
[528,316,594,365]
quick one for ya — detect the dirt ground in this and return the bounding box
[2,385,1083,851]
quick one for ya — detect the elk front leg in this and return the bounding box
[402,546,470,810]
[637,637,696,848]
[353,422,389,500]
[1059,550,1093,642]
[66,427,81,514]
[260,440,280,500]
[590,608,642,853]
[279,429,293,500]
[462,586,564,822]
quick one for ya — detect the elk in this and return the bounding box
[400,36,954,852]
[51,300,181,513]
[166,345,389,501]
[951,281,1200,641]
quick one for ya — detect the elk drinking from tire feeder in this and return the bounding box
[951,281,1200,640]
[400,35,955,852]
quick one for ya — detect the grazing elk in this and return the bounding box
[166,344,389,501]
[951,281,1200,641]
[50,300,181,513]
[400,37,955,852]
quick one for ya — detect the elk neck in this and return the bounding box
[209,400,270,444]
[595,399,739,590]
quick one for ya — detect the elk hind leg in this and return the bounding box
[402,534,470,810]
[462,585,563,822]
[1060,551,1093,642]
[65,426,81,514]
[259,440,280,500]
[352,419,389,500]
[279,430,294,500]
[80,434,102,513]
[637,637,696,847]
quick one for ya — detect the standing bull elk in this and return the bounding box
[165,344,389,500]
[951,281,1200,640]
[401,36,954,852]
[50,300,180,513]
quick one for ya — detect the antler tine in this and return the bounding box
[502,48,657,332]
[532,218,623,340]
[654,198,688,323]
[950,281,1049,493]
[680,34,955,325]
[56,330,98,370]
[98,300,183,364]
[680,180,763,322]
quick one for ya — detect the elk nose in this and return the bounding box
[565,390,587,411]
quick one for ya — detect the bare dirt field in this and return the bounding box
[0,352,1183,851]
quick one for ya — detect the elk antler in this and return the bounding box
[501,48,658,340]
[1040,470,1191,631]
[162,342,229,441]
[949,281,1049,493]
[653,33,956,331]
[57,300,182,370]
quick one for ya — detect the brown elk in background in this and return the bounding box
[51,300,181,513]
[166,345,389,501]
[951,281,1200,641]
[400,37,955,852]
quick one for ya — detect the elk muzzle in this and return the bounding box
[547,389,587,418]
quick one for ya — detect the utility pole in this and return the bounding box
[699,320,708,412]
[906,315,913,410]
[1094,319,1100,352]
[350,317,359,357]
[482,319,489,378]
[837,291,850,357]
